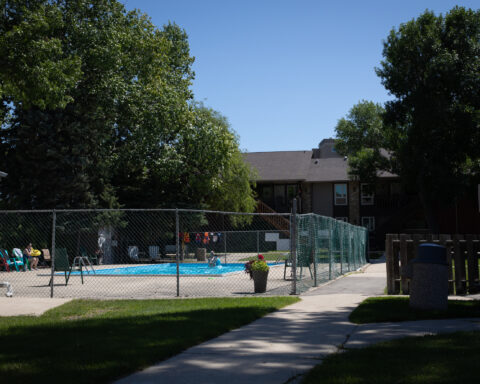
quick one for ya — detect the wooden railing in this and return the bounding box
[386,234,480,295]
[256,200,291,237]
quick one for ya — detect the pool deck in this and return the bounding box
[0,254,308,299]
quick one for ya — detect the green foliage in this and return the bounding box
[376,7,480,230]
[0,0,82,109]
[335,100,389,184]
[0,1,255,213]
[251,259,269,272]
[335,7,480,230]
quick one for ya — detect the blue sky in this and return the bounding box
[122,0,478,152]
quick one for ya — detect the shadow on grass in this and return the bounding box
[0,298,297,384]
[302,331,480,384]
[350,296,480,324]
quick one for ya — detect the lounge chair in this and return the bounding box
[0,250,11,271]
[12,248,29,271]
[1,249,24,271]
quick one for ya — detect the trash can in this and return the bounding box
[195,248,206,261]
[410,243,448,311]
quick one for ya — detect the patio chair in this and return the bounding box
[41,249,51,267]
[149,245,160,262]
[128,246,140,263]
[283,251,313,280]
[80,247,98,265]
[49,248,91,286]
[0,249,11,271]
[1,249,24,271]
[12,248,30,271]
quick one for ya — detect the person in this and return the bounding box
[95,247,103,265]
[22,243,32,271]
[23,243,39,271]
[208,251,218,267]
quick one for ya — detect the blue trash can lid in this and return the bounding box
[413,243,448,265]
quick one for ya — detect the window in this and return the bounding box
[390,182,402,196]
[261,186,273,201]
[361,216,375,231]
[335,217,348,222]
[361,183,374,205]
[334,183,348,205]
[286,184,298,200]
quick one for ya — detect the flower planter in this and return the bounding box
[252,270,269,293]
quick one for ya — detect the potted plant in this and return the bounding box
[245,254,269,293]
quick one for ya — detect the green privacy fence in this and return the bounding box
[294,213,368,293]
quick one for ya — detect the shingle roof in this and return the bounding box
[243,151,312,182]
[243,151,396,182]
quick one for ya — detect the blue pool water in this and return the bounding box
[68,262,281,276]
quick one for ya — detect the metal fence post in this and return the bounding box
[50,210,56,298]
[340,223,344,275]
[224,231,227,264]
[290,198,297,295]
[256,230,259,255]
[175,209,180,297]
[312,216,317,287]
[329,219,333,280]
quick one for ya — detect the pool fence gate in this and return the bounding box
[0,204,368,298]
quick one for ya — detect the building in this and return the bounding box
[244,139,424,250]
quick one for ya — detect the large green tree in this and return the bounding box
[0,0,255,212]
[335,100,388,184]
[336,7,480,231]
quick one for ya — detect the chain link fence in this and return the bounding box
[295,213,369,293]
[0,207,368,298]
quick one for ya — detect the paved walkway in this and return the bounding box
[116,259,480,384]
[0,297,71,316]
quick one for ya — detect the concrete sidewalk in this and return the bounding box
[116,261,387,384]
[0,297,71,316]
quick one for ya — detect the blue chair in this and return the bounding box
[13,248,29,271]
[0,249,24,271]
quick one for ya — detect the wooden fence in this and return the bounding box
[386,234,480,295]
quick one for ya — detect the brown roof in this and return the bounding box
[243,151,397,182]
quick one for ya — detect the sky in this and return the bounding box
[122,0,479,152]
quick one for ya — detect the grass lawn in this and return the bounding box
[239,251,289,261]
[0,297,299,384]
[302,331,480,384]
[349,296,480,324]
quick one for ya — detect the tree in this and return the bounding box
[112,101,257,212]
[335,100,388,184]
[337,7,480,231]
[0,0,256,213]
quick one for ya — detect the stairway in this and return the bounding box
[256,200,291,237]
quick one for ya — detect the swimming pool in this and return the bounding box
[67,262,281,276]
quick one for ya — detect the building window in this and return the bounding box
[334,183,348,205]
[335,217,348,222]
[390,182,402,196]
[286,184,298,200]
[361,216,375,231]
[261,186,273,202]
[361,183,374,205]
